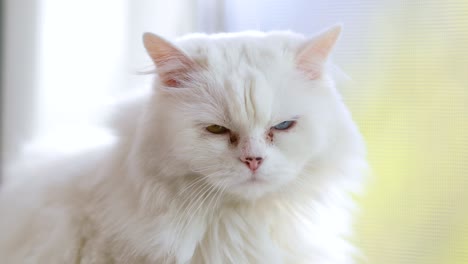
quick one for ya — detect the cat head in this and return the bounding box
[136,26,364,200]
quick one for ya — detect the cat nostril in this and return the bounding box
[240,156,264,171]
[242,156,262,162]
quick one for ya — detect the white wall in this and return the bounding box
[2,0,199,163]
[2,0,41,164]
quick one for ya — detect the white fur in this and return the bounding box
[0,29,367,263]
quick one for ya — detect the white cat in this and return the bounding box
[0,25,367,263]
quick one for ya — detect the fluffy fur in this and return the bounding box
[0,26,367,264]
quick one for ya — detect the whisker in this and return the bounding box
[211,180,229,220]
[179,180,218,238]
[177,175,207,195]
[171,180,210,249]
[206,179,229,221]
[189,164,219,173]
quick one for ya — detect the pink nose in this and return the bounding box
[240,156,264,171]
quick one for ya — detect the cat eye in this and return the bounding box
[206,124,229,134]
[272,120,296,130]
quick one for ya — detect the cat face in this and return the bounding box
[141,27,357,200]
[178,74,331,200]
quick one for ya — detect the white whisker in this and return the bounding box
[171,180,210,249]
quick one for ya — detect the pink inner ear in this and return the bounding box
[296,44,330,80]
[296,59,323,80]
[155,54,199,88]
[158,65,191,87]
[143,33,200,88]
[295,25,342,80]
[163,78,180,88]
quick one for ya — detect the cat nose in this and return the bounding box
[240,156,264,171]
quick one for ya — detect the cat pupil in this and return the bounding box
[273,121,295,130]
[206,124,229,134]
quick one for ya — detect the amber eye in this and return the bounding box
[206,124,229,134]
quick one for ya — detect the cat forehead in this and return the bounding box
[172,32,311,127]
[175,31,306,70]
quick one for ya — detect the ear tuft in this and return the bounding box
[296,24,342,80]
[143,33,199,87]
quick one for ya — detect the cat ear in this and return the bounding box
[143,33,199,87]
[296,25,342,80]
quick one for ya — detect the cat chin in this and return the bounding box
[220,176,285,201]
[227,185,273,201]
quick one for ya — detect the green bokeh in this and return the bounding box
[344,1,468,263]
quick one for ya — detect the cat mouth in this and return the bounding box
[242,175,266,185]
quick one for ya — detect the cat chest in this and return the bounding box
[174,209,296,264]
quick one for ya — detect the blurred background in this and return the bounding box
[2,0,467,263]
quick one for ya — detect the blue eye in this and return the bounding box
[273,120,295,130]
